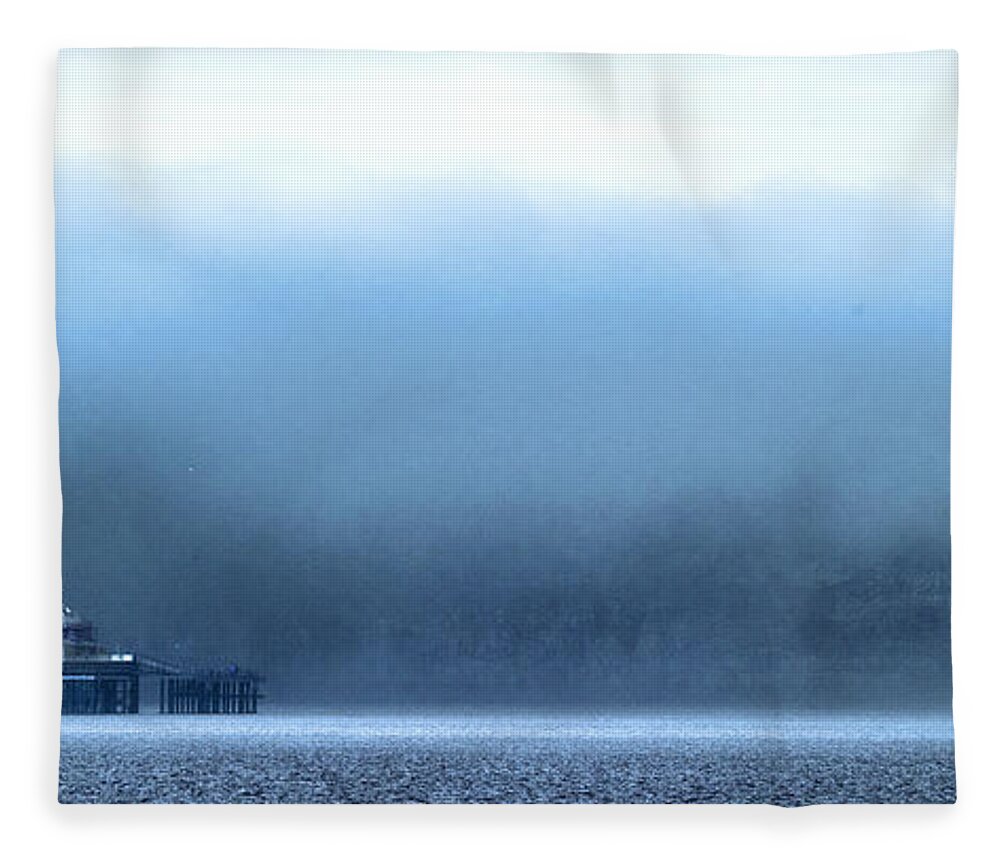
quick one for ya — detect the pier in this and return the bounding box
[159,670,262,714]
[62,608,262,715]
[62,653,177,715]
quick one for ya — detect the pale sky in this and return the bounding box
[57,50,957,206]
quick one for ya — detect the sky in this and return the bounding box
[57,50,956,710]
[57,50,956,201]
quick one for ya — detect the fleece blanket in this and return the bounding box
[57,49,956,804]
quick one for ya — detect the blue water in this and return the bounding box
[58,714,955,805]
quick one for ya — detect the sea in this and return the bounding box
[58,713,955,805]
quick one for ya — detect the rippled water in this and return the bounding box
[59,714,955,805]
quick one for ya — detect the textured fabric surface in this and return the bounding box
[56,50,957,804]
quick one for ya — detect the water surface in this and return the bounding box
[59,713,954,805]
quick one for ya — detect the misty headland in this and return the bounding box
[57,186,952,714]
